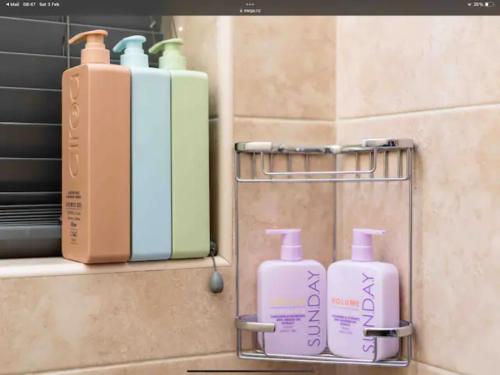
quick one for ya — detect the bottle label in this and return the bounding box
[65,190,82,245]
[330,272,376,354]
[64,73,83,246]
[265,269,323,348]
[68,74,81,178]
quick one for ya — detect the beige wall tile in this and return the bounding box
[235,117,335,144]
[413,362,459,375]
[50,352,324,374]
[0,267,235,374]
[325,361,458,375]
[170,16,219,117]
[233,17,336,120]
[337,16,500,119]
[208,118,232,262]
[336,105,500,374]
[47,355,456,375]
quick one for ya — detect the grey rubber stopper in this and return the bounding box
[209,270,224,293]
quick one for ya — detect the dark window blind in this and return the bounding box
[0,16,163,258]
[0,15,163,204]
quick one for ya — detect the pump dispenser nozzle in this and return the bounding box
[266,228,303,261]
[69,29,110,65]
[112,35,148,68]
[148,38,187,70]
[352,228,385,261]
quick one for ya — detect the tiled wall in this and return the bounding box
[1,15,497,375]
[335,16,500,375]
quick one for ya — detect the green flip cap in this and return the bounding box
[149,38,186,70]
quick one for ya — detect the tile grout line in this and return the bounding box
[35,356,461,374]
[334,16,339,127]
[0,256,230,281]
[35,352,238,374]
[234,115,336,125]
[416,360,465,375]
[337,102,500,123]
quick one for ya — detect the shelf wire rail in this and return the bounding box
[234,138,415,367]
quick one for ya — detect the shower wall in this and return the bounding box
[0,15,498,375]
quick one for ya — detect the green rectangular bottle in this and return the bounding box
[150,39,210,259]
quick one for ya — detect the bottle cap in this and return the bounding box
[265,228,303,261]
[69,29,110,65]
[149,38,187,70]
[352,228,385,261]
[112,35,149,68]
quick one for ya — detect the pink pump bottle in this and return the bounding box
[257,229,327,355]
[327,228,400,360]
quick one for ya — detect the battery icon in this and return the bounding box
[485,1,495,6]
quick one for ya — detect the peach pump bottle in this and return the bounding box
[61,30,131,263]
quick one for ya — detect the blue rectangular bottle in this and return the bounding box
[113,36,171,260]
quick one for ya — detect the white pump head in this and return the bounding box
[265,228,303,261]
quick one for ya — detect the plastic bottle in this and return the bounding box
[113,35,171,261]
[148,38,210,259]
[61,30,130,263]
[258,228,327,355]
[327,228,400,360]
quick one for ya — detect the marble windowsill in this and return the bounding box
[0,255,230,279]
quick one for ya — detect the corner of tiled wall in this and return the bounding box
[232,15,337,375]
[335,16,500,375]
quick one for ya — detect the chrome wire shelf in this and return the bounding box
[234,138,415,368]
[235,138,413,184]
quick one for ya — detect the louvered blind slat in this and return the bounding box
[0,88,61,123]
[0,158,61,191]
[0,123,60,158]
[0,52,67,89]
[0,17,67,55]
[70,16,162,31]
